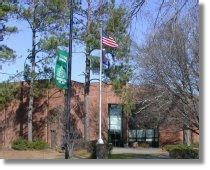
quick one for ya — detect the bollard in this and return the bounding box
[96,143,107,159]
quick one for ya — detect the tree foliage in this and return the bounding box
[0,1,17,62]
[0,82,19,110]
[7,0,82,141]
[81,1,132,90]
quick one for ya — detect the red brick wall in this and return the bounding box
[0,81,121,148]
[0,81,199,148]
[159,129,183,146]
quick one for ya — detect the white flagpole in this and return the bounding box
[97,27,104,144]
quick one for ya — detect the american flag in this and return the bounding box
[102,31,118,48]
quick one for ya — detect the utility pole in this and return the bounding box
[64,0,74,159]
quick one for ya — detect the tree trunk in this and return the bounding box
[83,0,91,141]
[45,89,49,143]
[124,115,129,147]
[19,81,24,137]
[84,95,89,141]
[28,29,36,142]
[182,106,191,145]
[183,129,191,146]
[3,107,6,146]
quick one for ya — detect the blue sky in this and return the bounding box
[0,19,101,83]
[0,0,156,82]
[0,0,173,83]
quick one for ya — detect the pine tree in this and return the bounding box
[10,0,73,142]
[0,1,17,63]
[76,1,133,144]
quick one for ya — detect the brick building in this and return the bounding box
[0,81,199,148]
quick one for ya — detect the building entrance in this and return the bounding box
[108,104,123,147]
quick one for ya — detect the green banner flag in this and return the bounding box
[55,48,69,89]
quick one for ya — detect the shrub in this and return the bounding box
[31,139,48,150]
[12,138,48,150]
[12,138,28,150]
[164,144,199,159]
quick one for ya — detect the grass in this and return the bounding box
[74,151,163,159]
[0,149,64,159]
[74,149,92,159]
[109,153,167,159]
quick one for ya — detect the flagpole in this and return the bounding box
[98,27,104,144]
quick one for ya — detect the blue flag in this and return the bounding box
[102,49,110,69]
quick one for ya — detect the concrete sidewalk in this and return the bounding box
[111,147,170,159]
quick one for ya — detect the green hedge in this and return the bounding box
[12,138,48,150]
[164,144,199,159]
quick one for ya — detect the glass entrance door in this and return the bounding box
[108,104,123,147]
